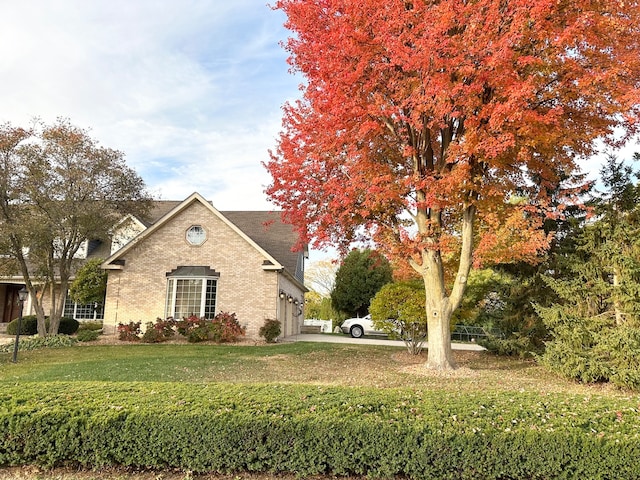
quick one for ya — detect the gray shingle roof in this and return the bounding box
[144,201,304,281]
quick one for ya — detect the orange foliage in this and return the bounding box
[266,0,640,272]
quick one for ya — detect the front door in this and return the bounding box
[2,285,23,323]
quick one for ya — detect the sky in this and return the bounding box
[0,0,300,212]
[1,1,637,264]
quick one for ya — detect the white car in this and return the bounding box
[340,314,386,338]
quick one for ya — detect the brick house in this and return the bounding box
[1,192,308,340]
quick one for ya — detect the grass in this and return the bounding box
[0,340,630,395]
[0,340,638,479]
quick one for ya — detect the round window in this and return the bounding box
[186,225,206,245]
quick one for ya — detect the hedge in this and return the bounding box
[6,316,79,335]
[0,382,639,478]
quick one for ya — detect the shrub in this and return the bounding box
[6,316,79,335]
[369,281,428,355]
[141,323,165,343]
[58,317,80,335]
[78,321,103,332]
[210,312,245,343]
[117,321,142,342]
[603,325,640,390]
[0,383,639,478]
[76,329,100,342]
[153,317,176,339]
[259,318,281,343]
[140,318,176,344]
[480,334,538,358]
[175,315,202,337]
[6,315,38,335]
[538,306,640,390]
[0,335,77,353]
[187,325,210,343]
[178,313,245,343]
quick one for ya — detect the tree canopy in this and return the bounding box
[0,118,152,335]
[331,248,392,318]
[304,259,338,297]
[266,0,640,369]
[69,258,108,307]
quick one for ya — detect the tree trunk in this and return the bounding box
[425,295,456,370]
[33,292,47,337]
[421,248,456,370]
[418,205,476,371]
[612,267,624,326]
[48,280,61,336]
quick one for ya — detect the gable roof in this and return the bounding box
[103,193,305,284]
[221,210,305,278]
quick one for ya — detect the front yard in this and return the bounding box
[0,340,601,393]
[1,342,638,479]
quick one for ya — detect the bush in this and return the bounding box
[141,324,165,343]
[369,281,428,355]
[0,335,77,353]
[177,313,245,343]
[539,307,640,390]
[0,383,639,478]
[259,318,281,343]
[6,315,38,335]
[78,321,103,332]
[175,315,202,337]
[141,318,176,344]
[187,325,210,343]
[6,316,79,335]
[210,312,245,343]
[117,321,142,342]
[153,317,176,339]
[76,329,100,342]
[479,334,538,358]
[58,317,80,335]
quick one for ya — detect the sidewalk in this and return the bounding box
[283,333,486,351]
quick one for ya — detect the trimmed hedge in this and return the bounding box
[76,329,100,342]
[6,316,79,335]
[77,321,103,332]
[1,383,639,478]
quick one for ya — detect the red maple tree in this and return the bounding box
[265,0,640,370]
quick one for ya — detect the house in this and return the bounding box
[0,192,308,340]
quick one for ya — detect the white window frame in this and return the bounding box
[63,293,104,321]
[165,276,218,319]
[185,225,207,246]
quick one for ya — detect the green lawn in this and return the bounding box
[0,340,630,396]
[1,341,638,480]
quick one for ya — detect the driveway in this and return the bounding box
[284,333,486,351]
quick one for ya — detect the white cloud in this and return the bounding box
[0,0,299,210]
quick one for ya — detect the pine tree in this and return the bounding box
[538,154,640,389]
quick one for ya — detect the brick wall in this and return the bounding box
[103,201,303,340]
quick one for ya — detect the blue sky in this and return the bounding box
[0,0,300,212]
[1,1,636,264]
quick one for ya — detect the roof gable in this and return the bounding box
[220,211,304,280]
[103,193,303,280]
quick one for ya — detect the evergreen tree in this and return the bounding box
[331,249,392,318]
[473,172,590,357]
[538,154,640,389]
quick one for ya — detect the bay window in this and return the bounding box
[165,266,219,319]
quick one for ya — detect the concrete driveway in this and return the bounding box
[284,333,485,351]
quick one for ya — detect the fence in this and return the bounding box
[451,324,501,343]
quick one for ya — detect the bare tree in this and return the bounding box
[304,259,338,297]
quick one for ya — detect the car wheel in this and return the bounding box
[350,325,364,338]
